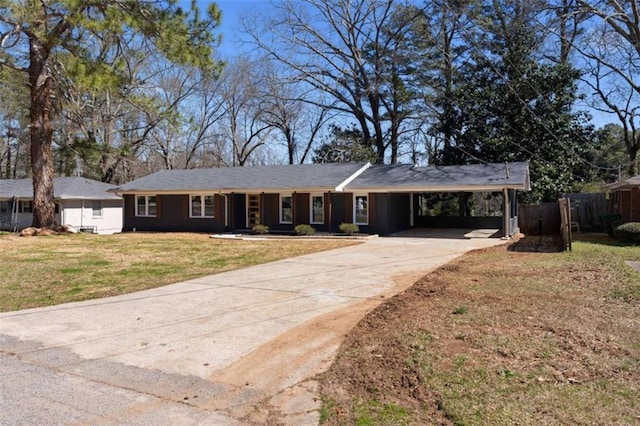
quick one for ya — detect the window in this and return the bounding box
[190,195,215,218]
[136,195,157,217]
[280,194,293,224]
[19,200,32,213]
[354,194,368,225]
[310,195,324,224]
[91,200,102,218]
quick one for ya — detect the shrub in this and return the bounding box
[339,222,359,235]
[601,214,622,236]
[252,224,269,235]
[294,224,316,236]
[613,222,640,244]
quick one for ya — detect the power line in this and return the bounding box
[438,1,621,174]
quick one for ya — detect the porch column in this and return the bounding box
[327,191,333,232]
[503,188,510,238]
[409,192,414,227]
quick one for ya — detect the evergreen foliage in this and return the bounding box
[0,0,222,227]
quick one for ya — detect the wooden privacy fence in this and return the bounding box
[519,203,561,235]
[564,193,609,232]
[519,193,610,236]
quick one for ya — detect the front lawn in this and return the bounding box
[319,234,640,425]
[0,232,357,312]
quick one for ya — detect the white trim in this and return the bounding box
[344,184,529,193]
[503,188,510,238]
[280,193,293,224]
[91,200,103,218]
[310,194,324,224]
[135,195,157,217]
[353,193,369,225]
[336,162,372,192]
[189,194,215,218]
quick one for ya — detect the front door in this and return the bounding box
[247,194,261,228]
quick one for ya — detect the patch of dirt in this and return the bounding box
[318,235,640,424]
[208,269,424,424]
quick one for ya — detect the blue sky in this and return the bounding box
[209,1,271,57]
[191,0,615,128]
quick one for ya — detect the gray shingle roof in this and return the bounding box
[0,177,121,200]
[112,163,369,193]
[345,162,530,191]
[606,175,640,190]
[111,162,530,194]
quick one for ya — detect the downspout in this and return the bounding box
[81,199,85,228]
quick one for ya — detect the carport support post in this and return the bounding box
[503,188,510,238]
[409,193,414,227]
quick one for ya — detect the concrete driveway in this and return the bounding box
[0,229,504,424]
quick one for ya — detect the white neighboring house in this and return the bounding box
[0,177,123,234]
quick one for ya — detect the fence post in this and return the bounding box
[558,198,572,251]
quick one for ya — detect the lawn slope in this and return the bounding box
[319,235,640,425]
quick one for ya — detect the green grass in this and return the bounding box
[0,232,357,312]
[353,399,411,426]
[320,234,640,425]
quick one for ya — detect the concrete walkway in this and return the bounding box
[0,229,504,424]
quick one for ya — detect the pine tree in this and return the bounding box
[0,0,222,228]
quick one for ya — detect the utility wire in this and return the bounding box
[438,1,622,174]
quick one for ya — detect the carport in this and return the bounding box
[345,162,530,238]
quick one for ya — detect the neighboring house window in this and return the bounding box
[190,195,215,218]
[280,194,293,224]
[136,195,157,217]
[91,201,103,218]
[19,200,33,213]
[354,194,368,225]
[310,195,324,224]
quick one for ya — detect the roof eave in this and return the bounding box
[112,186,343,195]
[344,184,530,193]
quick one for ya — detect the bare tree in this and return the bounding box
[573,0,640,175]
[244,0,423,164]
[145,65,226,170]
[256,63,332,164]
[0,0,221,228]
[219,58,273,166]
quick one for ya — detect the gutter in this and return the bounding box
[342,184,530,193]
[112,186,347,195]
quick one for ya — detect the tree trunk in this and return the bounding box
[29,37,56,228]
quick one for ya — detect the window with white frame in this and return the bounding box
[190,195,215,218]
[310,195,324,224]
[19,200,32,213]
[91,200,103,218]
[136,195,157,217]
[354,194,368,225]
[280,194,293,224]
